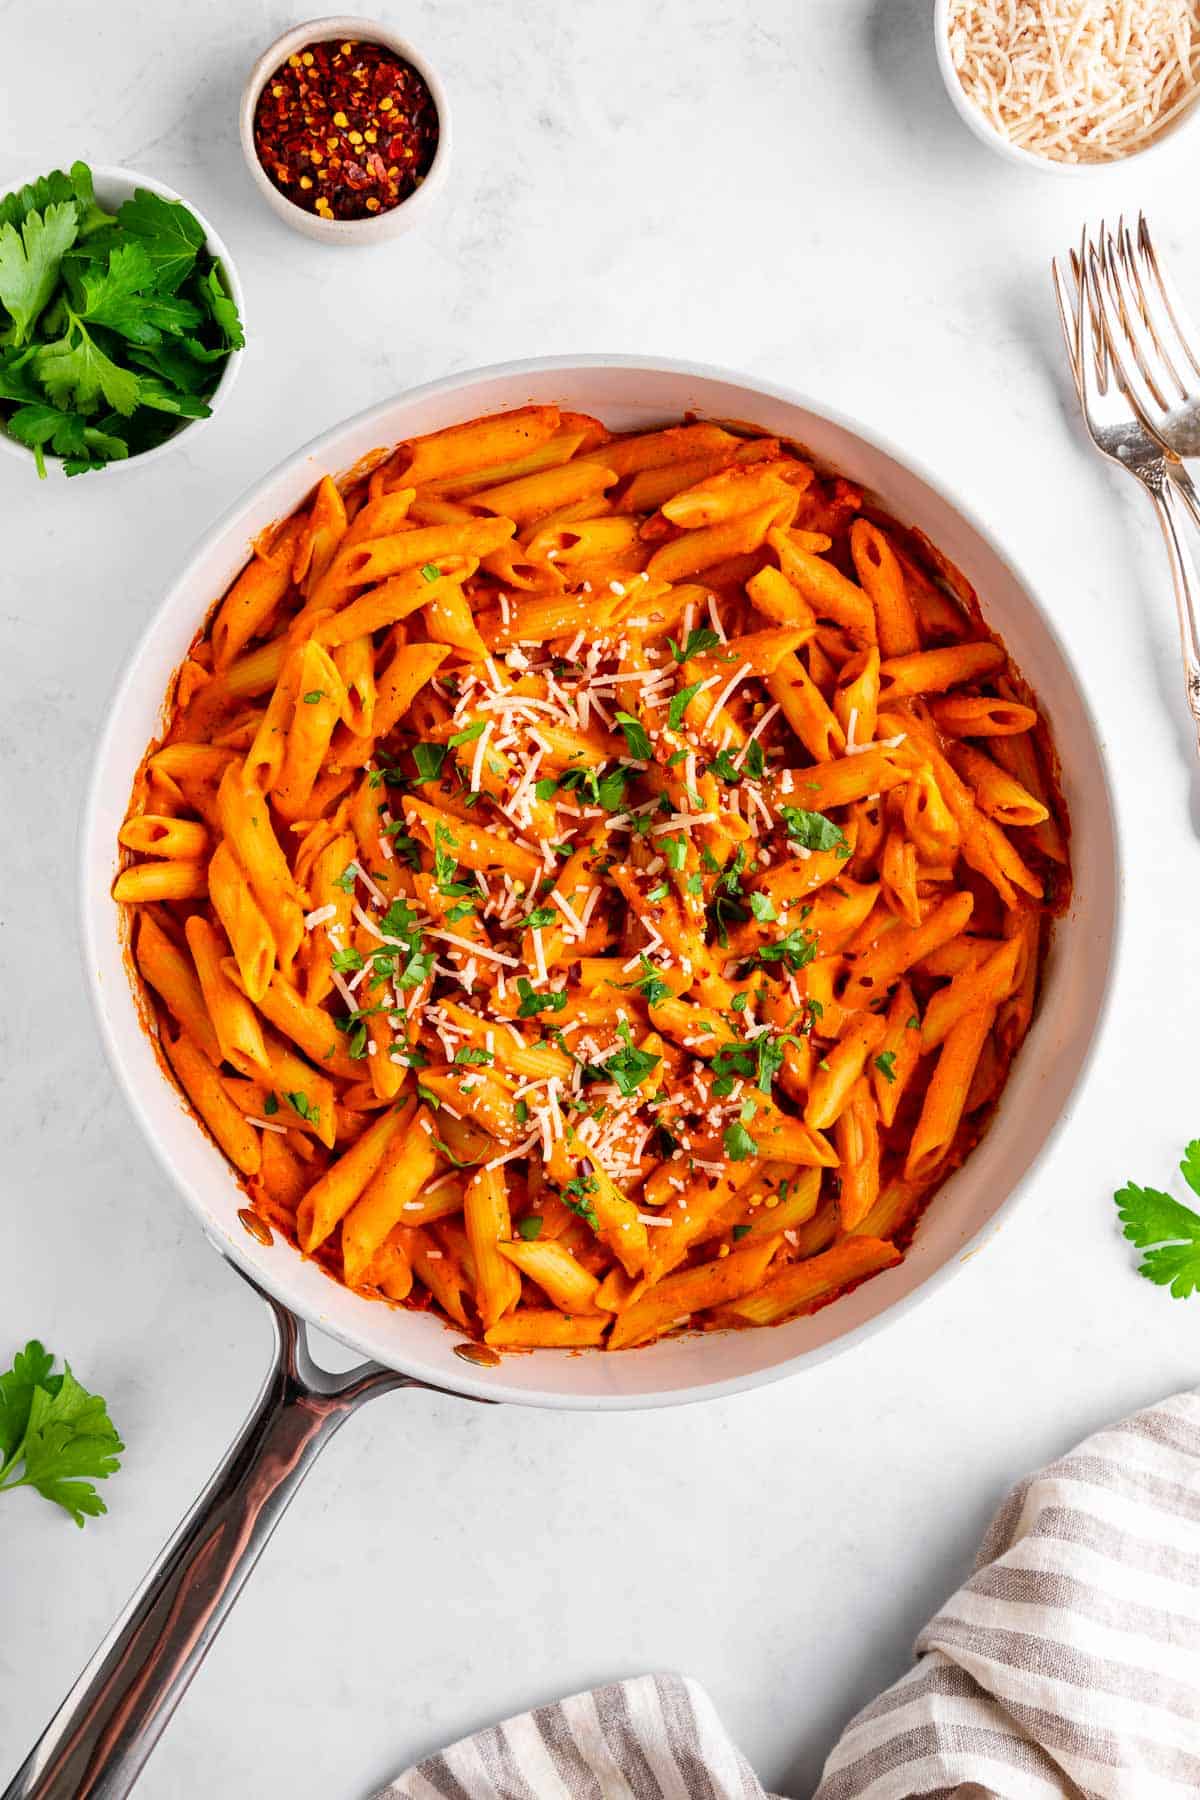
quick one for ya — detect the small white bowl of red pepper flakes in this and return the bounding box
[239,16,449,242]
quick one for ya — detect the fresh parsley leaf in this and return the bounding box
[0,1342,123,1527]
[524,907,558,928]
[615,711,653,761]
[668,681,704,732]
[448,719,486,747]
[34,317,141,416]
[1115,1143,1200,1297]
[112,186,204,293]
[411,742,448,784]
[286,1091,319,1123]
[516,978,568,1018]
[749,891,777,923]
[589,1022,660,1097]
[723,1121,758,1162]
[0,201,78,343]
[194,262,243,349]
[667,626,720,663]
[331,947,364,974]
[780,805,849,856]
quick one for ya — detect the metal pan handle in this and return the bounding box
[4,1270,437,1800]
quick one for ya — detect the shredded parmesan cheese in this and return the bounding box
[947,0,1200,163]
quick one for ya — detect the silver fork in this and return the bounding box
[1052,232,1200,758]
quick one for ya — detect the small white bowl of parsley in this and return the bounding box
[0,161,245,478]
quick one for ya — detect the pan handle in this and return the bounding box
[3,1271,442,1800]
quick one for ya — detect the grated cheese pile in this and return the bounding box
[947,0,1200,163]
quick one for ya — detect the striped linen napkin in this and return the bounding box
[377,1391,1200,1799]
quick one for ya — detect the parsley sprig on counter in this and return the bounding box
[1115,1139,1200,1298]
[0,1340,123,1526]
[0,161,243,477]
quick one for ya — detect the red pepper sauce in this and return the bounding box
[253,39,439,222]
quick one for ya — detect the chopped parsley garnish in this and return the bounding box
[686,872,703,895]
[906,1014,920,1031]
[445,898,477,923]
[646,881,669,902]
[517,1215,543,1241]
[667,626,720,662]
[454,1047,493,1067]
[780,805,849,856]
[562,1174,600,1231]
[524,906,558,929]
[515,1098,529,1126]
[302,689,325,704]
[420,562,442,582]
[331,946,364,974]
[382,823,422,868]
[731,1223,752,1242]
[263,1091,279,1115]
[588,1021,660,1097]
[433,821,458,887]
[448,719,486,747]
[723,1121,758,1162]
[334,864,357,893]
[747,926,817,973]
[661,833,688,871]
[286,1091,319,1123]
[411,742,448,784]
[749,892,777,923]
[516,978,568,1019]
[417,1081,441,1109]
[668,681,704,731]
[615,711,653,761]
[874,1051,898,1084]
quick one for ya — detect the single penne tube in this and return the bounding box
[771,740,911,811]
[929,694,1038,737]
[403,1227,469,1326]
[419,1066,521,1143]
[718,1236,901,1326]
[164,1028,262,1177]
[242,642,304,795]
[607,1232,784,1350]
[254,1129,309,1214]
[403,796,541,884]
[314,561,473,647]
[295,474,348,592]
[661,462,800,528]
[207,839,275,1003]
[211,515,303,669]
[921,936,1021,1052]
[185,915,271,1079]
[216,765,305,968]
[877,641,1005,701]
[296,1101,411,1253]
[118,815,210,860]
[989,730,1068,863]
[464,1164,522,1330]
[260,1036,337,1148]
[136,913,221,1064]
[840,889,975,1010]
[341,1104,436,1288]
[485,1311,608,1348]
[240,965,365,1081]
[384,1173,465,1227]
[578,421,739,477]
[746,563,818,630]
[949,742,1049,828]
[804,1010,889,1129]
[737,1166,822,1237]
[905,1003,996,1182]
[647,499,788,584]
[361,1225,414,1301]
[849,519,919,657]
[497,1238,605,1314]
[644,1160,763,1282]
[390,405,563,486]
[430,423,593,498]
[767,528,876,641]
[332,634,375,739]
[113,860,208,903]
[370,641,453,742]
[833,1077,881,1231]
[470,461,616,524]
[318,518,516,604]
[524,515,642,565]
[834,646,880,748]
[272,641,346,821]
[746,1109,839,1167]
[870,978,922,1127]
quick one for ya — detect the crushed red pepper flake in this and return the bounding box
[253,38,438,222]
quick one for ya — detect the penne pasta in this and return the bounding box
[115,407,1069,1353]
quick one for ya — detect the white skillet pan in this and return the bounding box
[7,357,1120,1800]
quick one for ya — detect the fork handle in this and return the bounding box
[1150,470,1200,751]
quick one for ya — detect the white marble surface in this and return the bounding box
[3,1,1200,1794]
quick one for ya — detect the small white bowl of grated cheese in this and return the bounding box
[935,0,1200,172]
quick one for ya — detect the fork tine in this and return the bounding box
[1115,215,1188,401]
[1051,253,1083,395]
[1095,220,1172,417]
[1135,213,1200,388]
[1076,230,1102,419]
